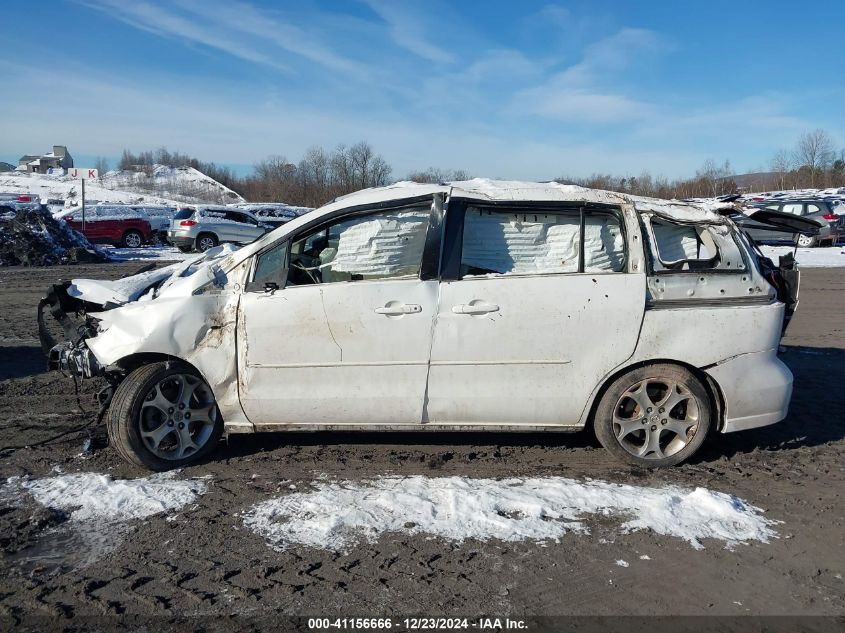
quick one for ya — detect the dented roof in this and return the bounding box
[229,179,740,267]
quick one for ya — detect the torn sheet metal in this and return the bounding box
[66,244,240,308]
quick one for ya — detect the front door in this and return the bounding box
[425,202,645,426]
[238,199,440,427]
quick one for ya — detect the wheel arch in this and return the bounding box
[111,352,210,386]
[580,357,726,433]
[195,231,219,245]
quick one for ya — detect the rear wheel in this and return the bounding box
[797,234,817,247]
[195,233,218,252]
[107,362,223,471]
[122,230,144,248]
[593,364,712,467]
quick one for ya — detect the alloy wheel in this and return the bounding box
[612,378,701,460]
[138,373,218,460]
[198,236,216,251]
[124,232,142,248]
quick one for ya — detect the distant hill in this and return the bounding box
[0,164,244,208]
[101,164,244,204]
[728,171,784,190]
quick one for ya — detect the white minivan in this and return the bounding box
[41,180,815,470]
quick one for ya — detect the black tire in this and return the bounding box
[195,233,218,252]
[593,363,712,468]
[177,245,193,253]
[121,230,144,248]
[107,362,223,471]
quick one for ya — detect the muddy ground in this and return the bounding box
[0,262,843,628]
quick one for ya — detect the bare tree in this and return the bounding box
[407,167,472,183]
[769,149,792,190]
[794,129,834,187]
[94,156,110,177]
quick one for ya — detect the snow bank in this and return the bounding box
[242,475,778,552]
[760,245,845,268]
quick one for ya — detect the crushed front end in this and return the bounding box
[38,281,106,378]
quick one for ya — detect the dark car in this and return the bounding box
[56,206,154,248]
[740,200,842,246]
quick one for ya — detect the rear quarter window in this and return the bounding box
[645,217,746,272]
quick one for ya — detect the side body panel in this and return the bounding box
[425,272,646,426]
[238,279,439,426]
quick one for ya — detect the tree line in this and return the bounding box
[106,128,843,207]
[559,129,845,199]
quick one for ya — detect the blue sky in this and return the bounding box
[1,0,843,180]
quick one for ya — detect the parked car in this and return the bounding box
[167,206,270,252]
[41,181,818,471]
[233,203,310,229]
[739,199,842,246]
[55,205,154,248]
[130,205,177,242]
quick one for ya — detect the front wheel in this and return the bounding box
[593,364,712,467]
[107,362,223,470]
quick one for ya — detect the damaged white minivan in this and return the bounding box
[39,180,817,470]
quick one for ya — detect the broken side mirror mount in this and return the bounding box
[264,281,279,293]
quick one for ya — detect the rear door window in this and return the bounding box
[459,207,625,277]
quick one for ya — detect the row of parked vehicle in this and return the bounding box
[51,203,307,251]
[736,198,844,247]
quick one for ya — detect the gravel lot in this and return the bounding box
[0,262,843,626]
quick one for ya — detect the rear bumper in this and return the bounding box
[707,349,793,433]
[167,232,194,247]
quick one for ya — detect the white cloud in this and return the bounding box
[76,0,291,72]
[362,0,455,64]
[512,28,665,122]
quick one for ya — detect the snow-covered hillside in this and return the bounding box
[100,165,244,204]
[0,165,244,208]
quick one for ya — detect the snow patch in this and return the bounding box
[242,475,778,553]
[759,245,845,268]
[9,471,208,523]
[615,559,629,567]
[3,472,208,568]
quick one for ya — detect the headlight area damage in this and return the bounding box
[37,244,248,423]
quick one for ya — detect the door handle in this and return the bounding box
[375,303,422,315]
[452,302,500,315]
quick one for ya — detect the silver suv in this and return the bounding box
[168,206,270,252]
[742,199,842,246]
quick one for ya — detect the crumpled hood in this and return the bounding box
[67,243,240,308]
